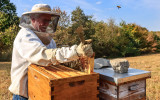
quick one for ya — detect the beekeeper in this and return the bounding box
[9,4,93,100]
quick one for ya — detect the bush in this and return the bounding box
[0,25,19,61]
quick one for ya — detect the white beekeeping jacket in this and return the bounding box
[9,27,79,98]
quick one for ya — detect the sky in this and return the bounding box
[10,0,160,31]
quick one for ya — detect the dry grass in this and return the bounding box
[0,62,12,100]
[0,53,160,100]
[125,53,160,100]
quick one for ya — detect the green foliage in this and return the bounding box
[118,23,149,56]
[0,0,16,13]
[52,7,75,47]
[53,7,160,58]
[1,4,160,61]
[92,19,120,57]
[53,29,75,47]
[145,32,160,52]
[52,7,70,29]
[0,0,19,32]
[0,25,19,61]
[70,6,95,40]
[0,0,19,61]
[71,6,88,25]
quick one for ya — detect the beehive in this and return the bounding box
[94,67,151,100]
[28,64,99,100]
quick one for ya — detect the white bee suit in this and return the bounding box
[9,27,79,98]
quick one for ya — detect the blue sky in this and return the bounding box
[10,0,160,31]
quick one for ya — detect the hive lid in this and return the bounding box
[94,67,151,85]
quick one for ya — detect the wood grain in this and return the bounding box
[99,78,147,100]
[28,64,99,100]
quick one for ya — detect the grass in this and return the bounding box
[125,53,160,100]
[0,53,160,100]
[0,62,12,100]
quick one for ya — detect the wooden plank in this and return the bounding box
[119,80,145,92]
[43,66,71,77]
[119,88,145,99]
[51,66,81,76]
[28,64,99,100]
[117,73,151,85]
[30,64,99,85]
[51,73,99,86]
[119,90,145,100]
[99,83,117,96]
[52,65,83,76]
[31,64,86,78]
[52,79,99,94]
[99,77,117,86]
[99,91,116,100]
[55,65,88,75]
[99,89,145,100]
[28,66,51,100]
[99,78,146,100]
[40,66,70,78]
[29,65,57,79]
[53,80,99,100]
[54,94,99,100]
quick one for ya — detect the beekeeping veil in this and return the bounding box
[20,4,60,45]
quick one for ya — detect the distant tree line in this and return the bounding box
[1,0,160,61]
[53,7,160,58]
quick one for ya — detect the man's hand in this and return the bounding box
[76,41,93,57]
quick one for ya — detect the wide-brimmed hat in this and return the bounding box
[20,4,60,33]
[22,4,60,16]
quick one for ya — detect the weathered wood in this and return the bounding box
[119,80,145,92]
[99,91,117,100]
[98,72,148,100]
[98,79,146,100]
[119,90,145,100]
[28,64,99,100]
[99,82,117,96]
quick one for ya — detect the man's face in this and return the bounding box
[31,14,52,32]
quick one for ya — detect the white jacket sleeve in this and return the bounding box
[15,28,79,66]
[55,45,79,63]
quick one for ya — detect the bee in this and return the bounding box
[117,6,121,9]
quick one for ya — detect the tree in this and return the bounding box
[71,6,89,25]
[0,0,19,32]
[52,7,73,47]
[52,7,70,29]
[0,0,19,61]
[119,22,149,56]
[92,19,120,58]
[69,6,95,42]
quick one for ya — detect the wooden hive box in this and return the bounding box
[28,64,99,100]
[94,67,151,100]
